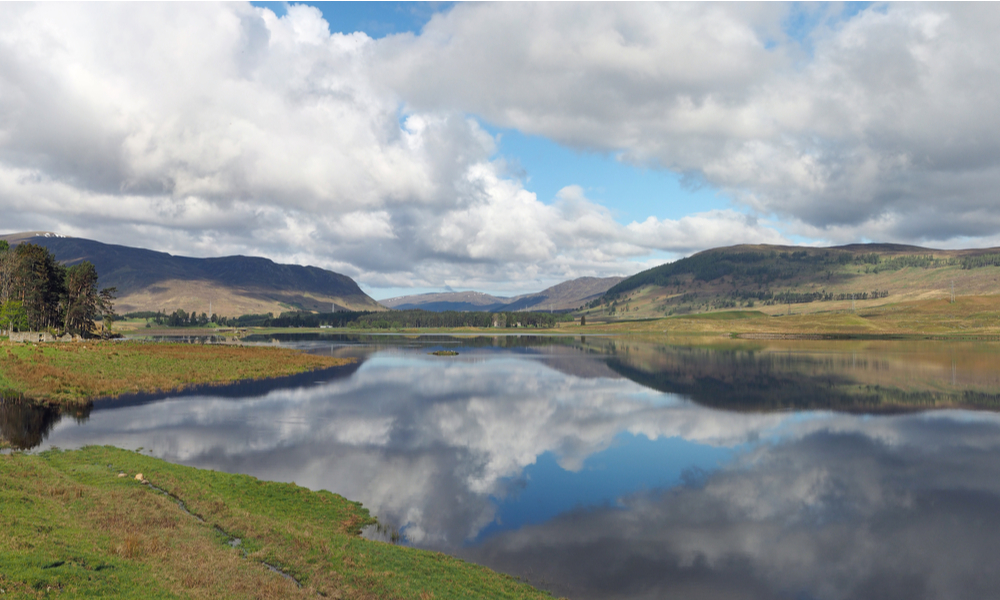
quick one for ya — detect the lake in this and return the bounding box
[8,334,1000,599]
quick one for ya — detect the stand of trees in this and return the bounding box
[961,253,1000,269]
[129,308,562,330]
[0,241,117,337]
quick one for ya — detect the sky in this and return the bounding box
[2,2,1000,299]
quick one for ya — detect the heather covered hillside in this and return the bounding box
[591,244,1000,320]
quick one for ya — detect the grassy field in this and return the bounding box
[102,294,1000,340]
[572,296,1000,338]
[0,342,351,405]
[0,446,555,599]
[221,296,1000,339]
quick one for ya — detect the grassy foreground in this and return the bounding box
[0,342,351,406]
[0,446,555,599]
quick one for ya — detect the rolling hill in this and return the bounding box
[380,291,508,312]
[1,233,384,316]
[382,276,624,312]
[591,243,1000,321]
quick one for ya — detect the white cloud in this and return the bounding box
[0,2,795,293]
[3,3,997,294]
[376,2,1000,248]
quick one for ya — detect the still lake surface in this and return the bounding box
[10,333,1000,599]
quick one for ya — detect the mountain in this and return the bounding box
[381,291,509,312]
[593,243,1000,319]
[503,277,626,311]
[1,233,384,316]
[382,276,625,312]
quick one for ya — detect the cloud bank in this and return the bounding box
[380,3,1000,246]
[1,3,998,292]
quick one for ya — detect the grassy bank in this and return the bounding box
[0,446,554,599]
[0,342,351,405]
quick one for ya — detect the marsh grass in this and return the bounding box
[0,342,352,405]
[0,446,559,599]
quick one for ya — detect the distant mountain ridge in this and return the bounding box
[0,233,383,316]
[381,291,508,312]
[383,276,624,312]
[592,242,1000,320]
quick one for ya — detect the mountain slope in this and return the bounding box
[1,233,383,316]
[382,276,624,313]
[381,291,508,312]
[593,243,1000,320]
[503,276,626,311]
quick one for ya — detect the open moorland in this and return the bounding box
[577,296,1000,339]
[585,243,1000,323]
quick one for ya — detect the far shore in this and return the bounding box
[100,294,1000,341]
[4,295,998,406]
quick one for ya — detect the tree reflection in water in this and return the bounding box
[0,393,92,450]
[19,335,1000,600]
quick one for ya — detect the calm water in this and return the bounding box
[7,334,1000,599]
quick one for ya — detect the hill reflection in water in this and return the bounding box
[24,335,1000,599]
[595,338,1000,412]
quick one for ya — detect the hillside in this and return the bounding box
[0,233,384,316]
[382,291,508,312]
[591,243,1000,321]
[383,276,623,312]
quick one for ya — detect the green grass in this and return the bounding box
[0,447,558,599]
[680,310,767,321]
[572,296,1000,339]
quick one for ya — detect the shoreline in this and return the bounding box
[101,295,1000,340]
[0,446,558,599]
[0,340,353,407]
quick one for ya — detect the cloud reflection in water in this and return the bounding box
[39,343,1000,599]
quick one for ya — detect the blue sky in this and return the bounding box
[258,1,731,227]
[491,128,726,225]
[250,1,744,299]
[254,1,446,38]
[4,2,998,299]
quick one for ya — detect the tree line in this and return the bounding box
[128,310,293,328]
[960,253,1000,269]
[126,308,563,330]
[0,241,117,336]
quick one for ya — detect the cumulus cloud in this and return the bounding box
[41,344,795,545]
[463,417,1000,600]
[0,2,786,293]
[377,2,1000,247]
[39,337,1000,596]
[2,3,997,293]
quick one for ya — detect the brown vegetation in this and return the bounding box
[0,342,351,404]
